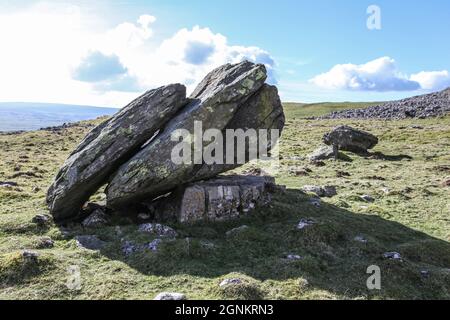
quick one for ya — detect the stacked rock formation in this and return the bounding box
[47,61,285,222]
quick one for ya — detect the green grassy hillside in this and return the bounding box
[283,102,382,118]
[0,105,449,300]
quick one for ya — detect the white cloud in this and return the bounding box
[410,70,450,91]
[310,57,420,92]
[0,3,275,107]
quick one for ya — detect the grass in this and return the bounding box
[0,103,449,300]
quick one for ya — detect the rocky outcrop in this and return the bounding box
[323,126,378,153]
[322,87,450,119]
[106,62,279,209]
[47,61,284,221]
[47,84,188,221]
[148,175,276,223]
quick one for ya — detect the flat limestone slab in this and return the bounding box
[152,175,276,223]
[47,84,188,220]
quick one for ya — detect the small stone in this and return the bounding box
[354,235,368,243]
[302,185,336,198]
[297,219,315,230]
[22,250,39,261]
[154,292,186,300]
[75,235,106,251]
[360,195,375,202]
[286,254,302,260]
[147,239,162,252]
[32,214,52,226]
[0,181,18,188]
[121,240,139,256]
[36,237,54,249]
[226,225,249,237]
[309,198,321,208]
[219,278,243,287]
[82,209,108,228]
[420,270,430,278]
[138,223,177,238]
[383,252,402,260]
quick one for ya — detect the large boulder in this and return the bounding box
[150,175,276,223]
[323,125,378,153]
[106,61,275,209]
[47,84,188,221]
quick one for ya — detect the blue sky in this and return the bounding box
[0,0,449,106]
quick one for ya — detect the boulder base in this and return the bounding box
[150,175,276,223]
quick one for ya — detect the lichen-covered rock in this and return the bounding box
[106,61,271,209]
[81,209,108,228]
[47,84,188,221]
[75,235,106,251]
[150,175,275,223]
[323,126,378,153]
[153,292,186,300]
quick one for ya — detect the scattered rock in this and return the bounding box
[383,252,402,260]
[219,278,243,287]
[154,292,186,300]
[360,195,375,202]
[322,87,450,119]
[146,239,163,252]
[309,198,321,208]
[0,181,18,188]
[21,250,39,261]
[47,84,189,220]
[354,235,368,243]
[138,223,177,238]
[285,254,302,260]
[75,235,106,251]
[323,126,378,154]
[420,270,430,278]
[121,240,139,256]
[308,145,350,161]
[36,237,54,249]
[31,214,52,226]
[297,219,316,230]
[226,225,249,237]
[82,209,108,228]
[310,160,326,167]
[302,185,337,198]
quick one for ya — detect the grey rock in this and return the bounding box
[32,213,52,226]
[0,181,18,188]
[285,254,302,260]
[36,237,54,249]
[82,209,108,228]
[354,235,368,243]
[75,235,106,251]
[322,87,450,119]
[226,225,250,237]
[308,145,351,161]
[147,239,163,252]
[302,185,337,198]
[121,240,140,256]
[22,250,39,261]
[153,175,276,223]
[154,292,186,300]
[219,278,243,287]
[297,219,315,230]
[106,61,274,209]
[383,252,402,260]
[138,223,177,238]
[323,126,378,153]
[360,195,375,202]
[47,84,188,220]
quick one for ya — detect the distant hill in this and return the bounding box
[0,102,118,132]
